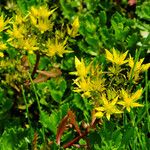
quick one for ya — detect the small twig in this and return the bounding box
[31,52,40,79]
[63,129,89,149]
[63,119,99,149]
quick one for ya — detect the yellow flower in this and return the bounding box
[0,14,10,32]
[67,16,80,38]
[0,52,4,57]
[128,55,150,72]
[37,19,53,33]
[29,6,56,33]
[0,42,7,50]
[22,36,39,54]
[95,94,122,120]
[7,24,26,40]
[14,13,27,25]
[128,55,150,82]
[39,6,55,18]
[45,38,71,57]
[30,6,39,17]
[71,57,91,78]
[0,41,7,57]
[45,39,56,57]
[73,77,91,97]
[90,76,105,93]
[105,48,128,65]
[30,5,55,19]
[118,88,143,112]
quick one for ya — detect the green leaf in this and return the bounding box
[40,104,68,135]
[99,11,107,26]
[73,93,84,111]
[0,88,13,119]
[111,12,123,25]
[60,0,78,19]
[0,127,29,150]
[79,14,98,35]
[48,77,67,103]
[50,90,63,103]
[85,35,99,47]
[61,54,74,71]
[16,0,28,15]
[40,110,61,135]
[112,129,123,147]
[122,125,135,145]
[136,2,150,21]
[60,103,69,117]
[127,33,138,48]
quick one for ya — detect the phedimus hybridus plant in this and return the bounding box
[0,2,150,149]
[0,5,79,88]
[72,48,150,120]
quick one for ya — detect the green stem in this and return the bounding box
[145,71,150,132]
[28,72,46,143]
[135,78,150,126]
[21,85,31,128]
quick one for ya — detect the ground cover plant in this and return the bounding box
[0,0,150,149]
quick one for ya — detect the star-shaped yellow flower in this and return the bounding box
[118,88,143,112]
[72,57,91,78]
[29,6,56,33]
[128,55,150,72]
[45,38,71,57]
[0,14,10,32]
[73,77,91,98]
[105,48,128,66]
[128,55,150,82]
[95,94,122,120]
[67,16,80,38]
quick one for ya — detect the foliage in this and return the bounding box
[0,0,150,149]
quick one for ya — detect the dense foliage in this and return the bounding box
[0,0,150,149]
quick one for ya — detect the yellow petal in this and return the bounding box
[0,52,4,57]
[128,55,134,68]
[95,112,104,118]
[127,107,131,112]
[72,16,79,29]
[112,96,119,105]
[142,63,150,72]
[106,113,111,120]
[105,49,113,62]
[122,50,128,60]
[117,101,125,106]
[112,48,118,60]
[132,102,144,107]
[131,89,143,101]
[95,107,105,111]
[75,56,81,68]
[121,89,128,99]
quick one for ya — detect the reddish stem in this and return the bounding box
[63,129,89,149]
[63,119,99,149]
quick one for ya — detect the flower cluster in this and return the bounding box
[72,48,150,120]
[0,5,79,55]
[29,5,55,33]
[0,5,79,87]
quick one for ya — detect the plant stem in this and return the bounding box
[63,129,89,148]
[145,71,150,132]
[31,52,40,79]
[21,85,31,128]
[28,73,46,143]
[63,119,99,148]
